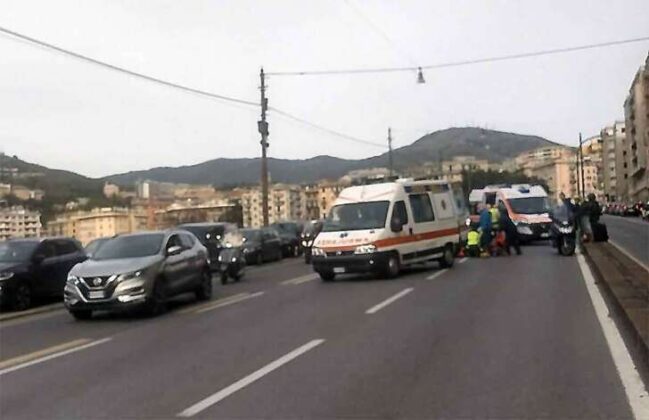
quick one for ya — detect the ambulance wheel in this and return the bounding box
[383,253,401,279]
[438,245,455,268]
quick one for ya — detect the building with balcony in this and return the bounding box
[600,121,627,201]
[242,185,305,228]
[516,146,578,201]
[0,206,42,240]
[623,53,649,202]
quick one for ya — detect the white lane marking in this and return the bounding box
[0,309,67,329]
[0,303,63,322]
[609,240,649,273]
[176,293,249,315]
[0,337,112,376]
[426,269,448,280]
[193,292,264,314]
[178,339,325,417]
[281,273,319,285]
[458,257,468,264]
[576,254,649,418]
[365,288,414,315]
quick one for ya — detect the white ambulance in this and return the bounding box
[311,179,462,281]
[495,185,552,241]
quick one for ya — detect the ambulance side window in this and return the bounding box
[409,194,435,223]
[391,201,408,225]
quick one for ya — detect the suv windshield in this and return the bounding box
[0,241,38,263]
[322,201,389,232]
[93,233,164,260]
[508,197,551,215]
[271,223,299,235]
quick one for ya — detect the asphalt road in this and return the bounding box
[0,246,645,419]
[601,215,649,267]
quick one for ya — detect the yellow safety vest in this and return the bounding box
[467,230,480,246]
[490,207,500,226]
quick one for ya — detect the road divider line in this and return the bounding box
[281,273,319,285]
[176,293,249,315]
[193,292,264,314]
[178,338,325,417]
[576,254,649,417]
[0,302,64,322]
[365,288,414,315]
[0,309,68,329]
[426,269,448,281]
[458,257,468,264]
[609,239,649,273]
[0,337,112,376]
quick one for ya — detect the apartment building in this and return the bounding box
[0,206,42,240]
[10,185,44,201]
[155,200,241,229]
[600,121,627,201]
[517,146,577,201]
[242,185,305,228]
[580,135,604,199]
[623,53,649,202]
[47,207,147,245]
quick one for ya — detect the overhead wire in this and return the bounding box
[266,36,649,76]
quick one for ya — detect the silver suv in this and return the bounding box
[64,230,212,319]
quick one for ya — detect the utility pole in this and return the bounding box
[575,145,581,199]
[388,127,393,177]
[258,68,270,227]
[579,132,585,199]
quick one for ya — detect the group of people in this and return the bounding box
[466,203,521,258]
[556,192,601,242]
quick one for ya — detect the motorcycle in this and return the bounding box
[301,220,323,264]
[218,246,246,284]
[550,206,576,256]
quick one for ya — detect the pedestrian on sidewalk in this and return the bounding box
[580,193,600,242]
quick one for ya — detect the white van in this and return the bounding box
[311,179,462,281]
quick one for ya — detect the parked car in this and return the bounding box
[270,222,303,257]
[178,223,238,271]
[241,228,282,264]
[0,238,87,310]
[84,237,111,258]
[64,230,211,319]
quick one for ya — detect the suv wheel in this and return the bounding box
[13,283,32,311]
[197,271,213,300]
[70,309,92,320]
[438,245,455,268]
[145,278,168,316]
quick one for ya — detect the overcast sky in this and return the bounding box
[1,0,648,178]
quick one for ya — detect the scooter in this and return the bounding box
[218,246,246,284]
[301,221,323,264]
[551,219,576,256]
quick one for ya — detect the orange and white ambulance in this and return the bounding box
[494,185,553,241]
[311,179,462,281]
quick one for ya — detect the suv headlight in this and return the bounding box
[354,244,377,254]
[311,247,326,257]
[0,272,14,281]
[66,274,80,285]
[117,271,142,282]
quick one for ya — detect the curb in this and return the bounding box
[581,243,649,363]
[0,303,64,322]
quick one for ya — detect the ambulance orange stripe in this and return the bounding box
[320,227,459,252]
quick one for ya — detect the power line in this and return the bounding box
[0,25,382,149]
[343,0,418,67]
[267,35,649,76]
[270,107,386,148]
[0,25,258,108]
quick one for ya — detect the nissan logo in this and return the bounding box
[93,278,102,286]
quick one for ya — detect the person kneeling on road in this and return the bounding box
[467,226,481,257]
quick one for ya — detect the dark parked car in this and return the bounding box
[0,238,87,310]
[64,230,211,319]
[178,223,237,271]
[84,237,111,258]
[270,222,303,257]
[241,228,282,264]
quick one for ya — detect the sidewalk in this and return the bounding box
[583,242,649,360]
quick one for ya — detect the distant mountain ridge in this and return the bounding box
[104,127,560,186]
